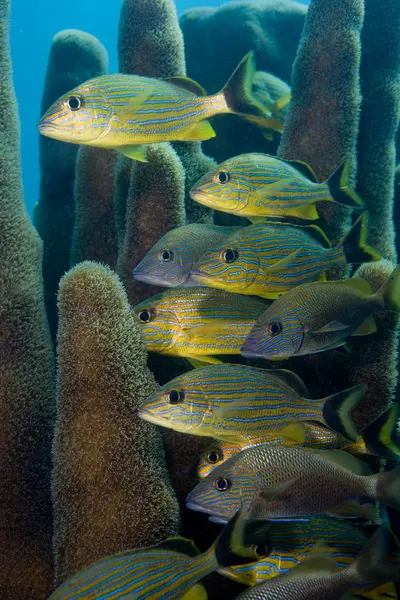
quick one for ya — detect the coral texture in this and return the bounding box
[0,0,55,597]
[52,262,179,584]
[34,30,108,338]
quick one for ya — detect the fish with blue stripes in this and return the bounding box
[241,266,400,359]
[48,511,257,600]
[190,153,363,220]
[38,53,272,162]
[196,405,400,479]
[133,223,241,288]
[132,287,267,364]
[138,364,366,442]
[252,71,291,138]
[186,442,400,523]
[233,527,399,600]
[190,215,379,299]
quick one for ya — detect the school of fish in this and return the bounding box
[40,50,400,600]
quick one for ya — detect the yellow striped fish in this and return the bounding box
[190,216,379,299]
[190,153,363,220]
[252,71,291,138]
[49,512,257,600]
[138,364,365,442]
[38,53,272,162]
[133,223,241,288]
[132,287,267,364]
[197,405,400,479]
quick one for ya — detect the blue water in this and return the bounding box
[10,0,308,215]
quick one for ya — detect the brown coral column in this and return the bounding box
[0,0,55,597]
[34,30,108,339]
[53,262,179,584]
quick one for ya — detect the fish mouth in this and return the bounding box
[138,408,166,426]
[133,270,174,286]
[186,500,214,516]
[189,269,213,283]
[37,120,62,135]
[189,190,216,207]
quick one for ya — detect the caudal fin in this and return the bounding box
[214,511,259,568]
[361,405,400,460]
[352,527,400,584]
[375,466,400,512]
[327,161,364,209]
[322,383,366,441]
[222,52,274,129]
[376,265,400,312]
[339,213,381,264]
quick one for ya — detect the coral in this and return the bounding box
[115,143,186,306]
[114,155,132,251]
[52,262,179,584]
[70,147,118,269]
[0,0,55,597]
[34,30,108,339]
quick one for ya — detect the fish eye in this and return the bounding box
[221,248,238,264]
[207,451,220,464]
[213,477,231,492]
[159,250,174,262]
[67,95,83,111]
[217,171,230,184]
[252,543,270,558]
[167,389,185,404]
[138,309,151,323]
[268,322,281,336]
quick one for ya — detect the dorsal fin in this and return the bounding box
[165,76,207,96]
[267,369,310,397]
[306,448,371,475]
[156,536,200,557]
[273,155,319,182]
[302,224,332,248]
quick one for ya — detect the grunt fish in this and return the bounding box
[38,53,272,162]
[186,443,400,523]
[139,364,365,442]
[190,153,363,220]
[132,287,267,364]
[252,71,291,138]
[133,223,241,288]
[241,266,400,359]
[190,215,379,298]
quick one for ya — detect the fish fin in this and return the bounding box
[277,158,318,182]
[353,527,400,583]
[119,144,148,162]
[326,499,375,520]
[278,423,306,443]
[312,320,351,333]
[165,76,207,96]
[256,177,297,196]
[274,92,292,111]
[361,405,400,460]
[291,203,320,220]
[338,276,373,295]
[157,536,200,557]
[262,249,303,274]
[221,51,273,128]
[322,383,366,441]
[181,583,208,600]
[248,216,268,223]
[284,550,339,579]
[214,510,260,567]
[351,316,377,336]
[310,448,371,475]
[262,129,275,141]
[186,355,223,366]
[376,265,400,312]
[249,479,299,519]
[375,466,400,512]
[180,120,216,141]
[326,160,364,209]
[301,224,332,248]
[267,369,310,397]
[339,213,381,264]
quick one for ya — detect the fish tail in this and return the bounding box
[361,405,400,460]
[326,161,364,209]
[374,466,400,512]
[322,383,366,441]
[214,511,259,569]
[352,527,399,583]
[221,52,273,128]
[376,265,400,312]
[339,213,381,264]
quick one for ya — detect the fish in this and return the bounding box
[241,266,400,359]
[252,71,291,138]
[186,443,400,523]
[38,52,272,162]
[133,223,241,287]
[190,215,379,299]
[49,511,257,599]
[132,287,267,364]
[189,153,363,220]
[197,405,400,478]
[232,527,399,600]
[139,364,366,443]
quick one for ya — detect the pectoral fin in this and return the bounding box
[262,249,303,274]
[312,320,351,334]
